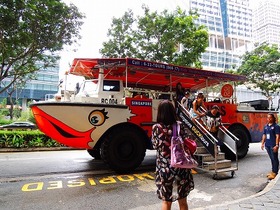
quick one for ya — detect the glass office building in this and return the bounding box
[0,64,59,110]
[188,0,252,71]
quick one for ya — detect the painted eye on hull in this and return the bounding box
[88,109,109,126]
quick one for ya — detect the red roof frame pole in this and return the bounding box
[233,82,237,104]
[169,74,172,92]
[205,78,208,101]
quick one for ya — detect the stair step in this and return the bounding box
[195,140,204,147]
[202,159,232,170]
[209,167,238,173]
[195,153,225,161]
[196,146,208,154]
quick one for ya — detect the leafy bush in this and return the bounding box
[0,117,12,126]
[0,109,10,117]
[0,130,63,148]
[19,108,36,124]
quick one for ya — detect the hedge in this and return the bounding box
[0,130,63,148]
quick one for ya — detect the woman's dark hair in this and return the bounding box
[197,93,204,99]
[176,82,182,90]
[156,100,177,125]
[268,113,276,123]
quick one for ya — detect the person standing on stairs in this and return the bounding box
[191,93,207,119]
[261,113,280,180]
[205,105,221,137]
[181,91,192,111]
[204,105,222,153]
[174,82,185,112]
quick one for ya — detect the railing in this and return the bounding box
[177,102,238,177]
[178,103,239,156]
[177,103,216,156]
[199,106,238,156]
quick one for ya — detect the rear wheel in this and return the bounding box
[220,125,250,160]
[100,126,146,173]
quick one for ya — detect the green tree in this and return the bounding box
[100,6,208,68]
[0,0,85,94]
[237,43,280,97]
[0,98,8,117]
[5,75,31,120]
[100,10,136,58]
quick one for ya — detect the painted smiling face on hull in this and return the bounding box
[31,105,134,148]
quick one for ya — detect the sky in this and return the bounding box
[59,0,261,76]
[60,0,188,75]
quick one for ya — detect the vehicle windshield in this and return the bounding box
[79,80,98,95]
[103,80,120,91]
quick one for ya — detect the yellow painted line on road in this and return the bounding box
[21,173,155,192]
[21,170,198,192]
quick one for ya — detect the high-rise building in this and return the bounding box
[188,0,252,71]
[252,0,280,47]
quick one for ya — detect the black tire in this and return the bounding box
[100,126,146,173]
[87,148,101,160]
[220,125,250,160]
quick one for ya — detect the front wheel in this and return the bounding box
[220,125,250,160]
[100,126,146,173]
[87,148,101,160]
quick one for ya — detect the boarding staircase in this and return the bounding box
[177,103,238,179]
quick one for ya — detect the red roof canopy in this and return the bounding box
[69,58,246,91]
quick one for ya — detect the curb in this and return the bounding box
[193,172,280,210]
[0,147,84,152]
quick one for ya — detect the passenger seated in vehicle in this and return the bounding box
[222,99,231,104]
[158,86,171,100]
[133,92,148,99]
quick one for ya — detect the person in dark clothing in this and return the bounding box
[174,82,185,108]
[261,113,280,180]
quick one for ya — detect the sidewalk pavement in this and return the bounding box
[194,172,280,210]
